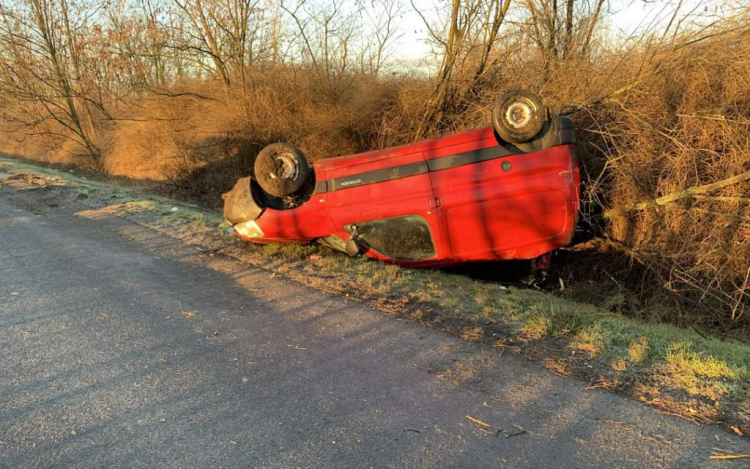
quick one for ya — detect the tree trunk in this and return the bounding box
[564,0,574,58]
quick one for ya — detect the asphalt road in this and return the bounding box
[1,181,749,469]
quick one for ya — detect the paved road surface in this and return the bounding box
[1,182,749,468]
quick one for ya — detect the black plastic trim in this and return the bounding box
[427,145,513,172]
[313,179,328,194]
[328,161,429,192]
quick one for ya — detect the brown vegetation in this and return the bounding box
[0,0,748,334]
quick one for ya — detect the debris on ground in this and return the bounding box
[465,415,491,428]
[709,448,750,460]
[506,425,527,438]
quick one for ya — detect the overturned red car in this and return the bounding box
[223,90,580,268]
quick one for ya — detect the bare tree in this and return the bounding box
[281,0,359,96]
[105,0,176,89]
[173,0,233,85]
[412,0,512,140]
[523,0,608,67]
[0,0,100,161]
[358,0,404,77]
[170,0,277,87]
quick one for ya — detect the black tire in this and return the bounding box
[491,89,546,144]
[254,143,310,198]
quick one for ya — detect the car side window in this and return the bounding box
[345,216,435,261]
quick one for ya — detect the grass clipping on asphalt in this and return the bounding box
[2,156,748,432]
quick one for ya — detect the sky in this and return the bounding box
[393,0,726,62]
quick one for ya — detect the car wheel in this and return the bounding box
[254,143,310,198]
[491,89,546,144]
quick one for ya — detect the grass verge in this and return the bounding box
[2,155,748,434]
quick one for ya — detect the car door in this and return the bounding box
[425,134,574,261]
[325,151,442,263]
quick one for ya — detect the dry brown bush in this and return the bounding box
[94,67,426,206]
[585,26,750,329]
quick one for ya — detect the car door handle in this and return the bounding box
[429,198,441,208]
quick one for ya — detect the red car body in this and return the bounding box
[231,119,580,268]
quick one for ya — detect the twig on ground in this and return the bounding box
[465,415,491,428]
[709,453,750,460]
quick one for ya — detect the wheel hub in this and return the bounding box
[505,100,534,129]
[274,153,298,180]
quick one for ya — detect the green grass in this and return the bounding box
[3,155,749,425]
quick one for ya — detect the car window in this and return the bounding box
[345,216,435,261]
